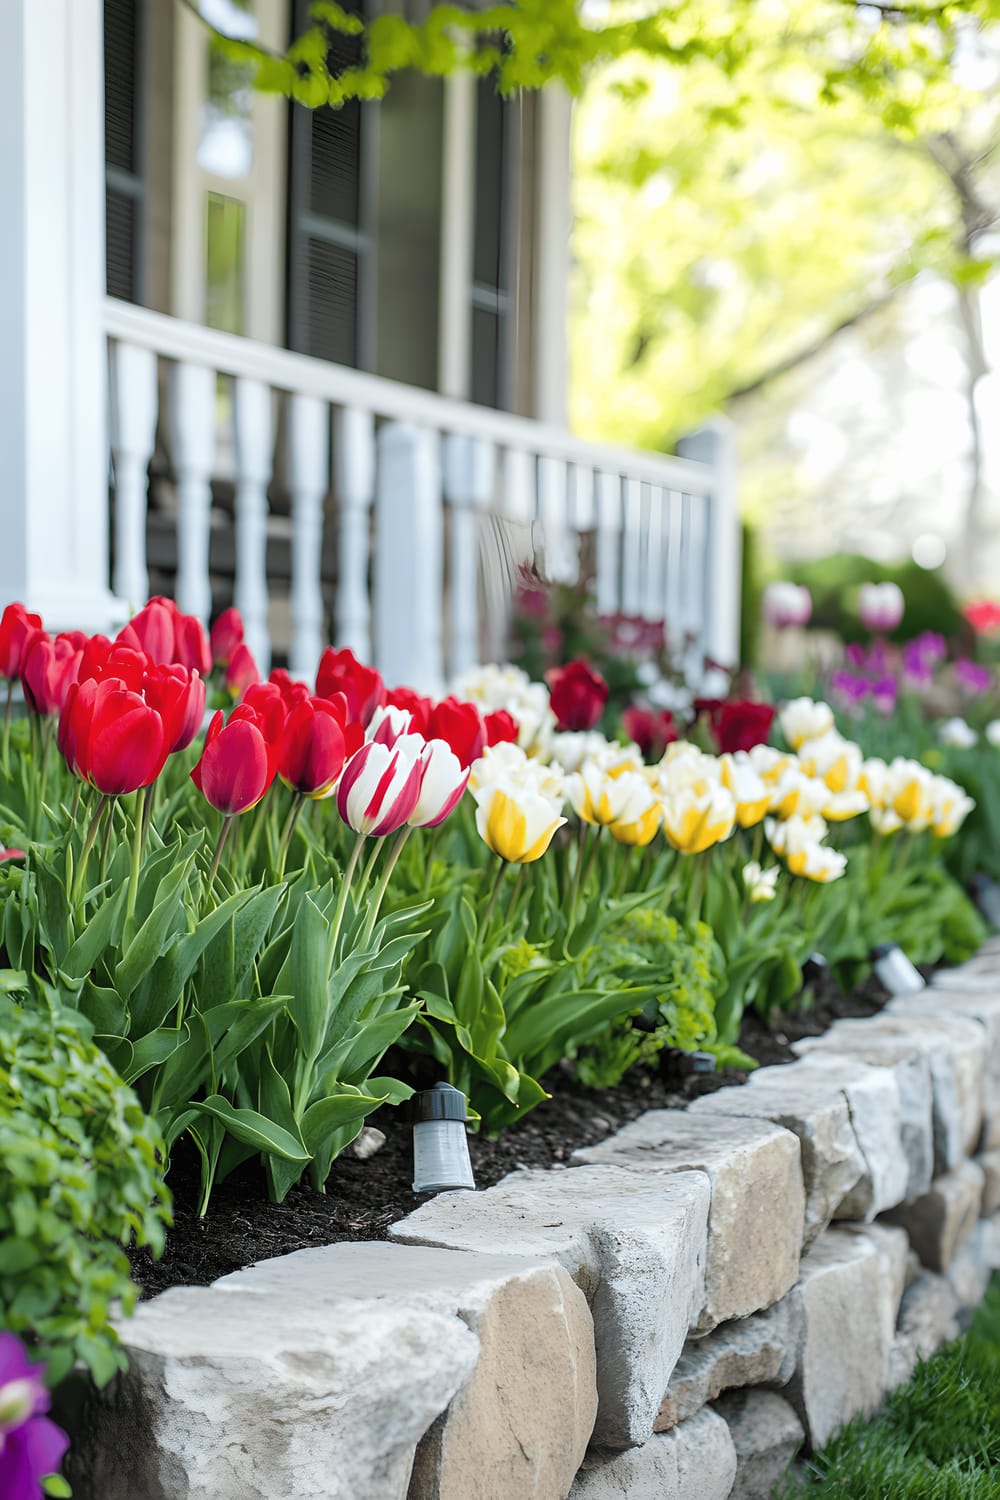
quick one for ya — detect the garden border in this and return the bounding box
[64,940,1000,1500]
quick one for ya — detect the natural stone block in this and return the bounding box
[390,1165,709,1449]
[881,1004,986,1161]
[67,1284,478,1500]
[792,1031,934,1203]
[218,1242,597,1500]
[821,1013,983,1172]
[883,1161,985,1273]
[569,1408,737,1500]
[786,1229,891,1449]
[654,1296,800,1431]
[945,1220,994,1312]
[715,1390,804,1500]
[905,987,1000,1149]
[977,1149,1000,1212]
[687,1075,864,1244]
[889,1272,961,1387]
[840,1223,909,1357]
[574,1111,804,1332]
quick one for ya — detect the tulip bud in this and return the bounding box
[20,631,83,716]
[762,581,812,629]
[210,607,244,666]
[61,676,169,794]
[858,581,905,634]
[426,696,487,768]
[545,660,608,732]
[191,709,275,815]
[472,783,566,863]
[279,697,348,798]
[316,647,386,726]
[409,739,470,828]
[336,739,425,835]
[225,643,261,699]
[0,603,43,679]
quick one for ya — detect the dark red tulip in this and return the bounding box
[701,698,776,755]
[545,660,608,732]
[385,685,433,737]
[225,643,260,699]
[191,709,274,815]
[426,696,487,768]
[0,603,43,679]
[210,607,244,666]
[484,708,519,748]
[279,696,348,798]
[20,631,83,715]
[316,647,385,726]
[622,705,678,761]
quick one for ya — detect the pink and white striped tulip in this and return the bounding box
[409,738,471,828]
[336,738,425,836]
[858,582,904,633]
[367,703,414,747]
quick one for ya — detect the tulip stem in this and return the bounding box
[361,826,412,947]
[329,833,366,963]
[126,789,147,923]
[354,837,384,909]
[276,794,305,881]
[73,795,111,906]
[100,798,116,880]
[208,815,236,888]
[2,680,11,778]
[504,865,524,925]
[481,859,507,934]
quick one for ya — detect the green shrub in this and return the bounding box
[0,994,171,1386]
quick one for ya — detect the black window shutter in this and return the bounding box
[104,0,145,303]
[470,76,514,410]
[286,0,374,369]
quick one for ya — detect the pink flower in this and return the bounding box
[0,1332,69,1500]
[336,739,425,836]
[762,582,812,629]
[858,582,904,633]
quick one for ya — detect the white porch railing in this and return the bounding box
[105,297,740,691]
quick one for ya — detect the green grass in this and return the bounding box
[779,1275,1000,1499]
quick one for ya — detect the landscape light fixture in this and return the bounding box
[970,875,1000,932]
[871,942,925,997]
[411,1082,476,1195]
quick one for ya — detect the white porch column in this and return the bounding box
[0,0,121,631]
[532,85,573,426]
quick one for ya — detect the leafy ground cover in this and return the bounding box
[781,1276,1000,1499]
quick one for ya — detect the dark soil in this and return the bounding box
[130,967,893,1299]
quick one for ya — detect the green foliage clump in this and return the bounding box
[0,995,170,1387]
[574,912,718,1087]
[785,554,967,647]
[781,1274,1000,1498]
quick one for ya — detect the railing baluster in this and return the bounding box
[538,455,573,582]
[595,472,621,617]
[444,434,494,680]
[287,393,330,683]
[171,361,216,623]
[501,447,536,526]
[569,464,595,534]
[109,340,158,612]
[643,485,665,622]
[621,478,642,614]
[333,405,376,661]
[374,423,444,694]
[232,376,273,674]
[665,489,684,650]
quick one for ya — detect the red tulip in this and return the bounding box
[546,660,608,732]
[622,705,678,761]
[174,612,212,676]
[701,698,776,755]
[117,598,177,664]
[20,631,83,715]
[60,676,168,794]
[426,696,486,768]
[0,603,43,679]
[143,663,206,753]
[385,685,433,737]
[225,643,260,699]
[191,709,274,815]
[279,696,349,798]
[484,708,519,748]
[210,607,244,666]
[316,647,385,726]
[78,638,148,692]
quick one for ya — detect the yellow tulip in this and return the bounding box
[720,753,771,828]
[661,785,736,854]
[779,697,835,750]
[785,843,847,882]
[473,784,566,863]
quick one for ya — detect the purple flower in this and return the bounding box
[871,675,898,716]
[902,640,935,686]
[844,642,868,668]
[831,669,870,707]
[914,630,948,664]
[955,658,992,696]
[0,1333,69,1500]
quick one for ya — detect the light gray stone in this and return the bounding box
[777,1053,910,1219]
[655,1296,800,1431]
[882,1004,986,1161]
[786,1229,891,1448]
[67,1285,478,1500]
[883,1161,985,1273]
[931,962,1000,994]
[716,1390,804,1500]
[945,1219,994,1311]
[218,1242,597,1500]
[569,1408,737,1500]
[390,1165,709,1449]
[792,1031,934,1202]
[840,1222,910,1357]
[889,1272,961,1387]
[976,1148,1000,1212]
[687,1076,864,1244]
[821,1013,984,1172]
[904,987,1000,1149]
[574,1111,804,1332]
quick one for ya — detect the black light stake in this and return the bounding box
[411,1082,476,1194]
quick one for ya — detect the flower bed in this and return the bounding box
[0,588,995,1494]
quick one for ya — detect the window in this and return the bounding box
[104,0,146,302]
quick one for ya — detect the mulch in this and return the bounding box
[130,965,894,1299]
